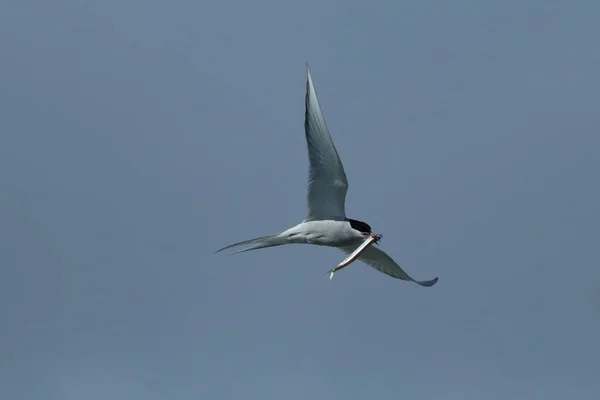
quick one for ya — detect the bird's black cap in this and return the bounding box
[348,218,372,234]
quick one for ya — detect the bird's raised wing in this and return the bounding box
[303,64,348,221]
[340,245,439,287]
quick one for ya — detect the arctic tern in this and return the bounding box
[216,64,438,287]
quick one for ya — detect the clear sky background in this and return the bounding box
[1,1,599,399]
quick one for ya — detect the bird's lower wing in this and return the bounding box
[340,245,438,287]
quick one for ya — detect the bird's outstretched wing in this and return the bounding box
[304,64,349,221]
[340,245,439,287]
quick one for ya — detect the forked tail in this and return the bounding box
[215,234,287,256]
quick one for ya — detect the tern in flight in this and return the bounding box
[216,64,438,287]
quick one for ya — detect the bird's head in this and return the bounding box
[348,218,371,234]
[348,218,382,245]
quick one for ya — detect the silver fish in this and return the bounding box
[329,234,382,279]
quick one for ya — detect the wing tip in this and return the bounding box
[415,277,439,287]
[214,246,232,255]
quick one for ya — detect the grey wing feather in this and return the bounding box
[304,64,348,221]
[341,245,439,287]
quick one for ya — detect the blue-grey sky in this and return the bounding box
[1,1,599,399]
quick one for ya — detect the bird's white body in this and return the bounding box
[281,220,366,247]
[215,64,438,287]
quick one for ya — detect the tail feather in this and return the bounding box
[215,234,287,256]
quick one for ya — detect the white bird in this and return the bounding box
[216,64,438,287]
